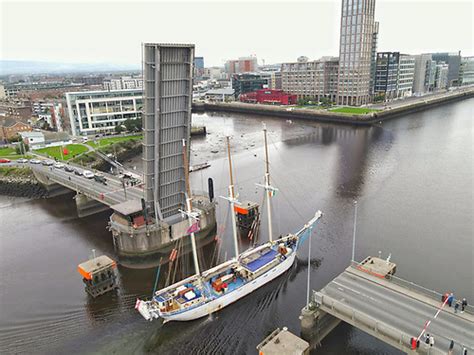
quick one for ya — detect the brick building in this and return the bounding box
[0,118,32,141]
[240,89,297,105]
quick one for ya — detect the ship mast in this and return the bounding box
[263,126,274,242]
[182,139,200,276]
[226,136,240,258]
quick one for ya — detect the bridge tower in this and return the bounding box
[142,43,194,221]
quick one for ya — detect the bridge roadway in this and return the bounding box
[28,162,144,206]
[313,265,473,354]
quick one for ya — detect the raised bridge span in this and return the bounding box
[301,257,473,354]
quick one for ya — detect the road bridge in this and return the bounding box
[301,257,473,354]
[29,162,144,216]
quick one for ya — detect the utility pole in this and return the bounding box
[351,200,358,262]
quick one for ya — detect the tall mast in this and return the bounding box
[263,126,273,242]
[182,139,200,276]
[226,136,240,258]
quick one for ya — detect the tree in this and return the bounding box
[115,124,124,134]
[15,141,29,155]
[123,118,142,132]
[319,97,333,108]
[8,134,22,143]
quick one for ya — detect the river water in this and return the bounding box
[0,99,472,354]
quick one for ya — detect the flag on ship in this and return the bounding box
[186,221,200,235]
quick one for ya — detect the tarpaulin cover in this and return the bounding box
[244,249,279,272]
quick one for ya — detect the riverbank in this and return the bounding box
[0,167,48,198]
[193,87,474,125]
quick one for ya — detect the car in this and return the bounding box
[74,169,83,176]
[41,160,54,166]
[94,173,107,185]
[29,159,41,164]
[0,158,11,163]
[82,170,95,179]
[54,162,65,169]
[17,158,28,163]
[64,165,74,172]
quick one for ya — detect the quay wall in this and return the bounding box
[192,89,474,125]
[0,167,48,198]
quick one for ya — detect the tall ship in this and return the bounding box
[136,127,322,322]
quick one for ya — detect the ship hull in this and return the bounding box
[161,250,296,321]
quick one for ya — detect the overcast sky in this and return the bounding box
[1,0,472,67]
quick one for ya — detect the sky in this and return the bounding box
[1,0,473,67]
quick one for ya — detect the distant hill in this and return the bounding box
[0,60,139,75]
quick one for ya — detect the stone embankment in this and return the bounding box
[193,88,474,125]
[0,167,48,198]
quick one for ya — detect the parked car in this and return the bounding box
[74,169,83,176]
[29,159,41,164]
[83,170,94,179]
[17,158,28,163]
[41,160,54,166]
[0,158,11,163]
[64,165,74,172]
[54,162,65,169]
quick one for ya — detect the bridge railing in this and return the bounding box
[350,261,474,315]
[42,169,122,206]
[314,291,474,353]
[313,291,419,352]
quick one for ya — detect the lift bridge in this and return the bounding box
[300,256,473,354]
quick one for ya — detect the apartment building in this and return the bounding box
[281,57,339,101]
[337,0,378,106]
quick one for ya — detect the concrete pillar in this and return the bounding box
[75,193,110,218]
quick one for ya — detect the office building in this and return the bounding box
[66,89,142,136]
[431,52,461,87]
[370,21,379,95]
[413,54,433,95]
[434,63,449,90]
[281,56,339,101]
[397,55,416,97]
[232,73,268,98]
[458,56,474,86]
[337,0,378,106]
[374,52,415,100]
[194,57,205,77]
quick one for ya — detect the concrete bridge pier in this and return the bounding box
[300,303,341,349]
[33,170,71,197]
[75,193,110,218]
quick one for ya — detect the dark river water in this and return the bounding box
[1,99,472,354]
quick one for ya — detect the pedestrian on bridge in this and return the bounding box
[448,339,454,355]
[429,335,434,347]
[455,300,460,313]
[425,333,430,344]
[461,298,468,313]
[448,293,454,307]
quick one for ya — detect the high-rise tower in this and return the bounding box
[337,0,377,106]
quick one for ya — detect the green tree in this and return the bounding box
[115,124,124,134]
[123,118,142,132]
[15,142,29,155]
[319,97,333,108]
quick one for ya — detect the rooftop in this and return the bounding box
[111,199,143,216]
